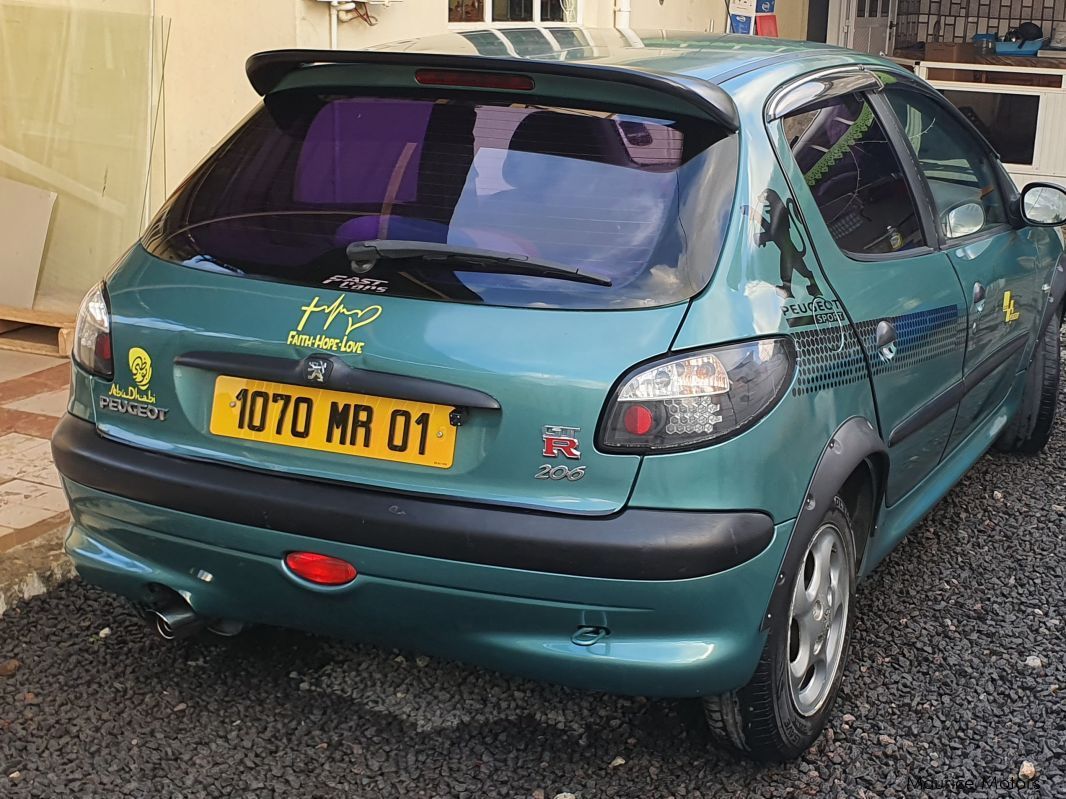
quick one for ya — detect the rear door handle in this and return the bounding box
[875,320,897,360]
[973,282,986,304]
[875,319,897,348]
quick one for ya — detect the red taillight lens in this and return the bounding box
[623,404,655,436]
[72,283,114,380]
[415,69,535,91]
[284,552,357,586]
[95,332,112,363]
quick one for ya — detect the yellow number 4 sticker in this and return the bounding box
[1003,291,1020,324]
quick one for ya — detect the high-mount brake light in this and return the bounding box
[598,338,797,453]
[415,69,535,91]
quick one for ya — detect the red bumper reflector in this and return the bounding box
[285,552,357,585]
[415,69,534,91]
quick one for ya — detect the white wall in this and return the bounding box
[154,0,745,194]
[629,0,727,31]
[154,0,321,194]
[775,0,808,40]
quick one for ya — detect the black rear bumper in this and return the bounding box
[51,414,774,580]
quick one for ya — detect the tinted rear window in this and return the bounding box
[143,91,736,309]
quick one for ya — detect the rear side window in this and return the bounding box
[143,92,735,309]
[782,93,925,256]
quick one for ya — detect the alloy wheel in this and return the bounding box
[786,521,851,717]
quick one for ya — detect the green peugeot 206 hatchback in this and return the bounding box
[52,30,1066,761]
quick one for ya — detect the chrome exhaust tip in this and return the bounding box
[152,602,205,641]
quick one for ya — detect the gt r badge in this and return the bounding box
[542,425,581,459]
[305,357,331,383]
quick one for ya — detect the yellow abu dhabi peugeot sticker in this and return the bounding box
[128,347,153,390]
[1003,291,1020,324]
[107,346,156,404]
[101,346,166,419]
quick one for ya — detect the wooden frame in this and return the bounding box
[0,305,75,357]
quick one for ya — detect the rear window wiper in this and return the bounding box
[346,240,613,287]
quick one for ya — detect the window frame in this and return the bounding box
[767,65,1023,262]
[447,0,583,27]
[874,83,1021,250]
[773,87,939,263]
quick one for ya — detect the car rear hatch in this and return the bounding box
[93,52,739,515]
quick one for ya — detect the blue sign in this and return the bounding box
[730,13,753,34]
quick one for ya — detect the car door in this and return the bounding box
[881,86,1045,451]
[768,81,968,503]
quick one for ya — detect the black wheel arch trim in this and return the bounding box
[1036,253,1066,345]
[51,414,774,581]
[759,416,886,632]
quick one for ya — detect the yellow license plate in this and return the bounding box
[209,375,456,469]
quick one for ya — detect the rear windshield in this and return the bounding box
[143,91,737,309]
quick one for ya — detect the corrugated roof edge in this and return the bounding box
[244,49,740,133]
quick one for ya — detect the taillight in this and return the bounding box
[597,338,796,453]
[284,552,357,586]
[414,69,534,91]
[72,283,114,380]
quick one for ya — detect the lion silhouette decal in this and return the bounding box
[749,188,822,300]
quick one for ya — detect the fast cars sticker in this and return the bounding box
[321,275,389,294]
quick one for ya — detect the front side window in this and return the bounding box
[885,88,1008,240]
[142,92,735,310]
[782,92,925,256]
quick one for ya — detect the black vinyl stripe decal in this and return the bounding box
[889,331,1028,446]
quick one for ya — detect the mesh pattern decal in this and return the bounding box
[855,305,965,377]
[792,325,868,396]
[791,305,963,396]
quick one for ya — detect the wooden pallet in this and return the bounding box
[0,304,75,357]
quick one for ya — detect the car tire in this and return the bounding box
[994,321,1061,456]
[703,496,857,762]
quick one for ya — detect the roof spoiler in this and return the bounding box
[245,49,740,132]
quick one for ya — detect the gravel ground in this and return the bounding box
[1,400,1064,798]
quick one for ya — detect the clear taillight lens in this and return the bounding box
[72,283,113,379]
[598,338,795,453]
